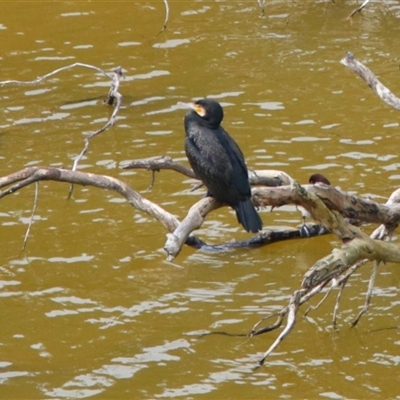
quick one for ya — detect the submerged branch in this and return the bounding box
[257,290,304,367]
[0,62,113,86]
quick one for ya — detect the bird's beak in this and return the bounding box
[177,101,205,116]
[177,101,195,110]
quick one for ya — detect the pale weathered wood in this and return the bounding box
[341,52,400,111]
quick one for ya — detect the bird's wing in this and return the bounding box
[214,128,251,198]
[185,130,232,183]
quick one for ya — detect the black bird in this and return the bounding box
[308,173,331,186]
[179,98,262,233]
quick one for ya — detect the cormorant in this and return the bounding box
[179,98,262,233]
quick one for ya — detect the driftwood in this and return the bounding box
[249,52,400,365]
[1,53,400,366]
[0,166,321,257]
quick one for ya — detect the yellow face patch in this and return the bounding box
[193,104,206,117]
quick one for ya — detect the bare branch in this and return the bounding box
[341,52,400,111]
[123,157,292,187]
[370,188,400,240]
[331,259,366,328]
[257,0,266,16]
[351,261,380,327]
[347,0,371,19]
[0,63,124,196]
[161,0,170,32]
[23,182,39,250]
[0,62,113,87]
[249,177,400,364]
[258,290,304,367]
[164,197,220,260]
[254,182,400,227]
[123,156,197,180]
[70,66,123,173]
[0,167,180,234]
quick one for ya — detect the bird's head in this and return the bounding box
[178,98,224,128]
[309,173,331,185]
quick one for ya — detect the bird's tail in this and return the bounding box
[236,199,263,233]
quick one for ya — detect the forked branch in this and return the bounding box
[249,52,400,365]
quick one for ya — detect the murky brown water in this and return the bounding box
[1,1,400,399]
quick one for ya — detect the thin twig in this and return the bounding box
[161,0,170,32]
[0,63,123,197]
[250,281,328,339]
[347,0,371,19]
[0,62,113,87]
[304,285,334,317]
[147,170,157,191]
[71,66,123,172]
[69,66,123,198]
[22,181,39,250]
[332,282,345,330]
[123,156,196,180]
[257,0,266,16]
[351,260,379,327]
[258,290,303,366]
[249,311,286,338]
[331,259,367,327]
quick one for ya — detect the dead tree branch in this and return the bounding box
[347,0,371,19]
[0,167,180,234]
[254,182,400,228]
[69,66,123,198]
[249,52,400,365]
[123,156,197,180]
[123,156,292,187]
[161,0,170,32]
[257,0,266,16]
[23,182,39,250]
[0,63,124,179]
[341,52,400,111]
[0,62,113,86]
[370,188,400,240]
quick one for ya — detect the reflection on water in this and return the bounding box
[1,0,400,399]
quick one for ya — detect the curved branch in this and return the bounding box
[123,156,292,187]
[161,0,170,32]
[123,156,196,179]
[347,0,371,19]
[0,62,113,86]
[0,167,180,234]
